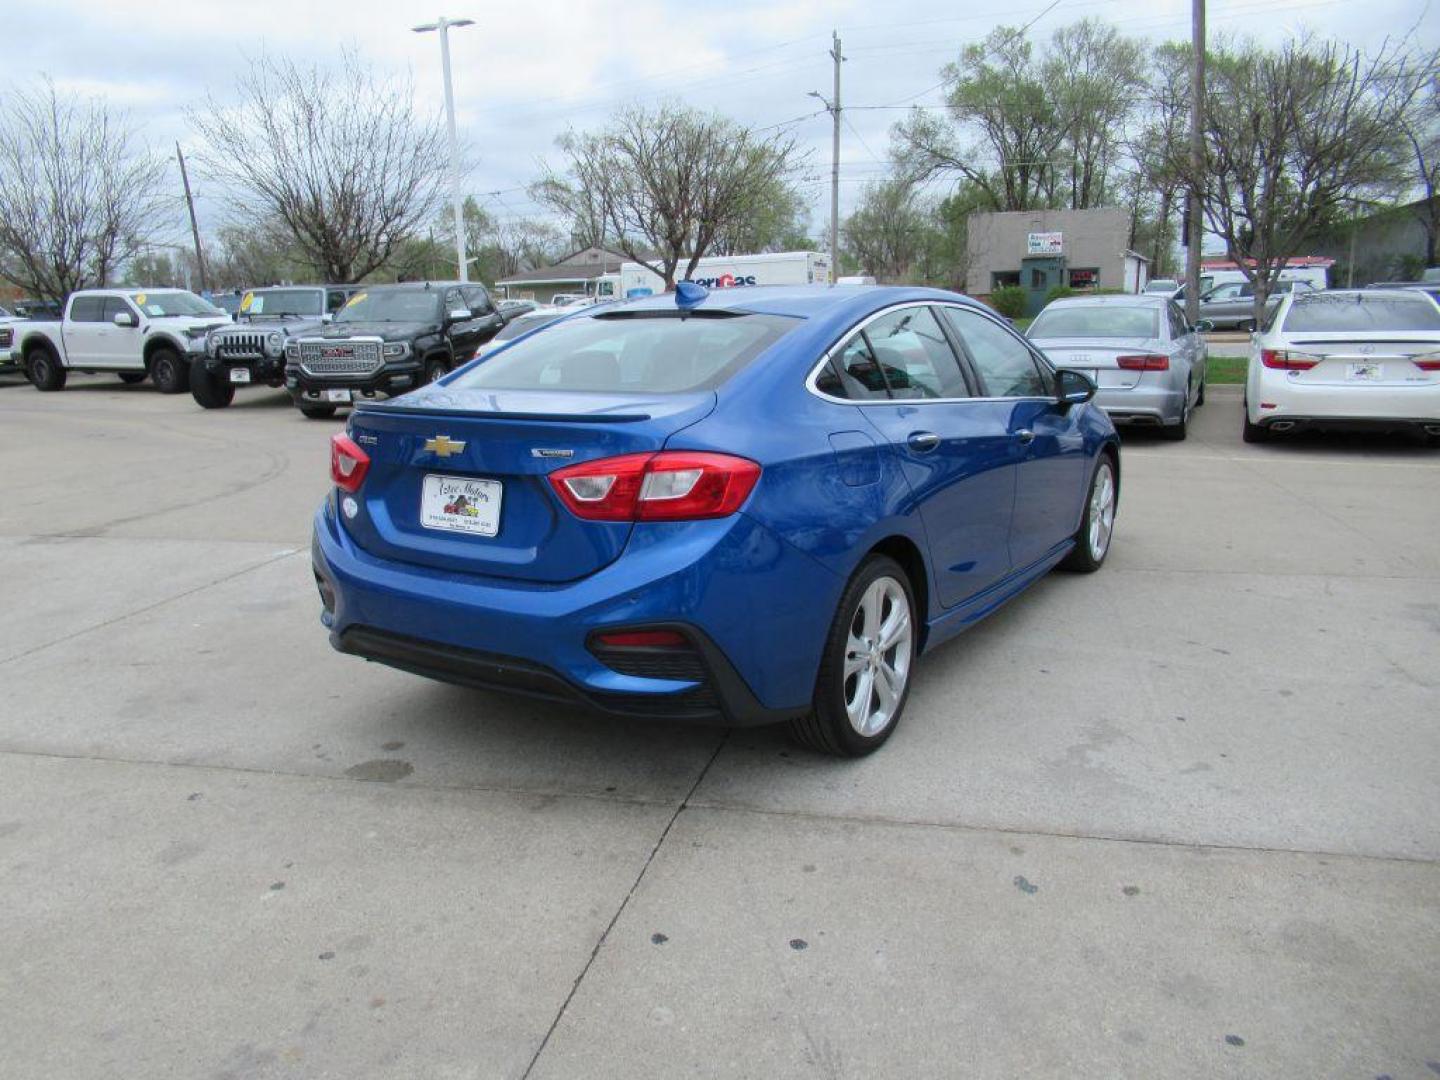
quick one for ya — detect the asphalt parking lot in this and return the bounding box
[2,374,1437,1079]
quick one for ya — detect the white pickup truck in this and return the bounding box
[7,288,231,393]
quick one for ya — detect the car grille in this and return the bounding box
[298,340,383,377]
[0,327,12,349]
[212,331,268,358]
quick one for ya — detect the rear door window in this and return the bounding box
[450,312,796,394]
[69,296,105,322]
[830,333,891,399]
[861,306,968,399]
[940,307,1050,398]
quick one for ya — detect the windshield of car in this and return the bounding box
[129,291,223,317]
[1282,294,1440,333]
[335,290,442,323]
[240,288,323,317]
[450,312,796,394]
[1028,306,1160,339]
[492,310,566,343]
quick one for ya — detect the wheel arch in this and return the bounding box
[21,332,60,361]
[142,334,184,367]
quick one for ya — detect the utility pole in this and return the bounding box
[1184,0,1205,326]
[809,32,844,284]
[176,142,208,293]
[414,16,475,282]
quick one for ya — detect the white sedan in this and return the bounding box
[1244,289,1440,445]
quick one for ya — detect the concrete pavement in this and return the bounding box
[1,373,1437,1078]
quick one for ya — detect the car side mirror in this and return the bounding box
[113,311,137,328]
[448,308,472,322]
[1193,319,1214,333]
[321,313,333,323]
[1055,368,1097,406]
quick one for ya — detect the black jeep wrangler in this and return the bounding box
[284,282,505,419]
[191,285,359,409]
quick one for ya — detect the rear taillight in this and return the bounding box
[1261,349,1320,370]
[1115,354,1170,371]
[549,451,761,522]
[330,433,370,493]
[1413,354,1440,372]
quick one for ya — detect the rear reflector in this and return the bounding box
[330,433,370,493]
[593,629,688,648]
[549,451,760,522]
[1116,354,1170,371]
[1261,349,1320,370]
[1413,354,1440,372]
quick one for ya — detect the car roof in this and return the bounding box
[1044,294,1168,308]
[598,284,985,320]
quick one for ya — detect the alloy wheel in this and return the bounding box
[842,575,913,736]
[1088,461,1116,560]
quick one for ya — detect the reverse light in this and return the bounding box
[1261,349,1320,370]
[330,433,371,493]
[1115,354,1170,371]
[549,451,761,522]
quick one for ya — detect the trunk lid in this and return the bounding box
[1035,337,1164,389]
[342,388,716,582]
[1278,333,1440,388]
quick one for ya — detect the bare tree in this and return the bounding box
[1188,36,1435,322]
[189,52,448,283]
[842,178,933,283]
[538,103,804,289]
[0,79,168,303]
[1399,76,1440,268]
[1131,42,1193,275]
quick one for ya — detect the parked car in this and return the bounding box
[1143,278,1181,297]
[1199,279,1316,331]
[0,308,19,376]
[1243,288,1440,444]
[207,290,246,316]
[284,282,506,419]
[549,292,587,307]
[8,289,230,393]
[191,285,361,409]
[11,299,64,320]
[475,306,568,359]
[311,284,1121,757]
[496,298,537,318]
[1028,294,1210,440]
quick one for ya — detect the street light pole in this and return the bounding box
[414,16,475,283]
[809,32,844,285]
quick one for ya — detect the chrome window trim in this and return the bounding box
[803,300,1056,406]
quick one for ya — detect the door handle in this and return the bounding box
[907,432,941,453]
[1015,429,1036,444]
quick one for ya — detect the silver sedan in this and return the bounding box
[1028,295,1209,440]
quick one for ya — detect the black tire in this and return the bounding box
[25,347,65,391]
[423,356,450,384]
[787,554,917,758]
[117,372,147,385]
[299,404,338,420]
[189,360,236,409]
[1242,408,1269,443]
[1195,378,1206,406]
[1059,453,1118,573]
[149,347,189,394]
[1160,394,1189,441]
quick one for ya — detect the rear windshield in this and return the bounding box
[493,310,566,343]
[451,312,796,394]
[241,288,323,317]
[1028,306,1159,340]
[1282,294,1440,333]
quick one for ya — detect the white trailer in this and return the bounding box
[593,251,832,299]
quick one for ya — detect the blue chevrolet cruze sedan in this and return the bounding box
[312,284,1120,756]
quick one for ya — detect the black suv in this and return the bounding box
[284,282,504,419]
[191,285,359,409]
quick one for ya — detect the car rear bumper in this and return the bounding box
[310,500,839,725]
[1094,383,1186,426]
[1251,373,1440,424]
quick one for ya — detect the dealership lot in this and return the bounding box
[1,376,1437,1078]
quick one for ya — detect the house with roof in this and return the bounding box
[494,246,629,304]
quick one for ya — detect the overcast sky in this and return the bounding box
[7,0,1436,252]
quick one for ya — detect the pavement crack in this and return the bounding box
[519,731,732,1080]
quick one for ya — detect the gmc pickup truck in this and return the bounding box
[8,288,231,393]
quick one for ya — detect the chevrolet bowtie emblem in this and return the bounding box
[424,435,466,457]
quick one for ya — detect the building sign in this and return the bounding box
[1027,232,1063,255]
